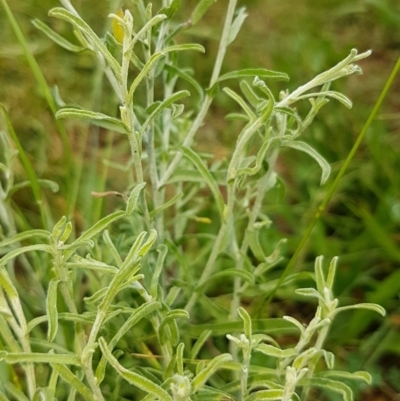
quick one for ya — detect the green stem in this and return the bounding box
[158,0,239,188]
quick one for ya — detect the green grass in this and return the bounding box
[0,0,399,400]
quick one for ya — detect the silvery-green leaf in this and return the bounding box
[334,303,386,317]
[163,43,205,55]
[0,230,50,247]
[186,318,297,337]
[171,103,185,120]
[9,179,59,196]
[244,389,285,401]
[326,256,339,290]
[240,80,263,108]
[181,146,225,221]
[50,362,94,401]
[83,287,107,305]
[192,353,232,392]
[323,350,335,369]
[217,69,289,84]
[226,112,249,121]
[70,210,125,247]
[190,329,212,360]
[126,182,146,216]
[141,90,190,135]
[32,19,85,52]
[282,316,305,335]
[103,230,122,267]
[300,377,353,401]
[164,64,204,100]
[56,108,128,134]
[129,53,165,98]
[150,245,168,299]
[316,370,371,384]
[96,301,161,384]
[314,256,326,294]
[46,279,59,341]
[223,87,256,121]
[138,229,157,257]
[66,256,118,274]
[191,0,216,25]
[238,307,252,339]
[48,8,120,76]
[295,288,324,302]
[274,106,303,134]
[158,0,182,19]
[293,348,318,370]
[98,337,172,400]
[0,350,81,365]
[297,91,353,109]
[254,344,297,359]
[132,14,168,49]
[282,140,331,184]
[227,7,248,45]
[159,309,189,345]
[176,342,185,375]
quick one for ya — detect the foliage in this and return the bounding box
[0,0,397,400]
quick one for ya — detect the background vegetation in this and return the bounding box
[1,0,399,400]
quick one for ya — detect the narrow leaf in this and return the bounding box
[301,377,353,401]
[48,8,121,77]
[190,330,212,360]
[142,90,191,135]
[334,303,386,317]
[245,389,285,401]
[98,337,172,400]
[128,53,165,98]
[32,19,85,52]
[126,182,146,216]
[254,344,297,359]
[46,279,59,341]
[227,7,248,45]
[238,307,252,339]
[159,309,190,345]
[0,244,53,267]
[159,0,182,19]
[192,353,232,391]
[295,288,324,301]
[0,350,81,365]
[0,230,50,247]
[191,0,216,25]
[317,370,372,384]
[223,87,256,121]
[283,140,331,184]
[71,210,126,247]
[66,257,118,274]
[240,80,263,108]
[51,362,94,401]
[96,301,161,384]
[56,108,128,134]
[164,64,204,100]
[150,245,168,299]
[181,146,225,221]
[217,69,289,85]
[297,91,353,109]
[163,43,205,55]
[138,229,157,257]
